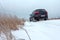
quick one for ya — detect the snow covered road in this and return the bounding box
[12,20,60,40]
[0,20,60,40]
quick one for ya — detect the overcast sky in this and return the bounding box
[0,0,60,19]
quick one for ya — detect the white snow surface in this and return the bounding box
[0,20,60,40]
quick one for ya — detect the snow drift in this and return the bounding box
[11,19,60,40]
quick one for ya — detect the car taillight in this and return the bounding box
[34,11,39,15]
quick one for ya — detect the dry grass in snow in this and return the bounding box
[0,13,25,40]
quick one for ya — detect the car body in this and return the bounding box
[29,9,48,21]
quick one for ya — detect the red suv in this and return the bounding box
[29,9,48,21]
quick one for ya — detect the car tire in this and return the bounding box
[30,17,35,22]
[35,18,40,21]
[44,17,48,20]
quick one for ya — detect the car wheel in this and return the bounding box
[44,17,48,20]
[34,17,40,21]
[30,17,36,22]
[35,18,40,21]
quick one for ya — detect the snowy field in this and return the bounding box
[0,19,60,40]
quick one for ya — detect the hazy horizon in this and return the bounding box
[0,0,60,19]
